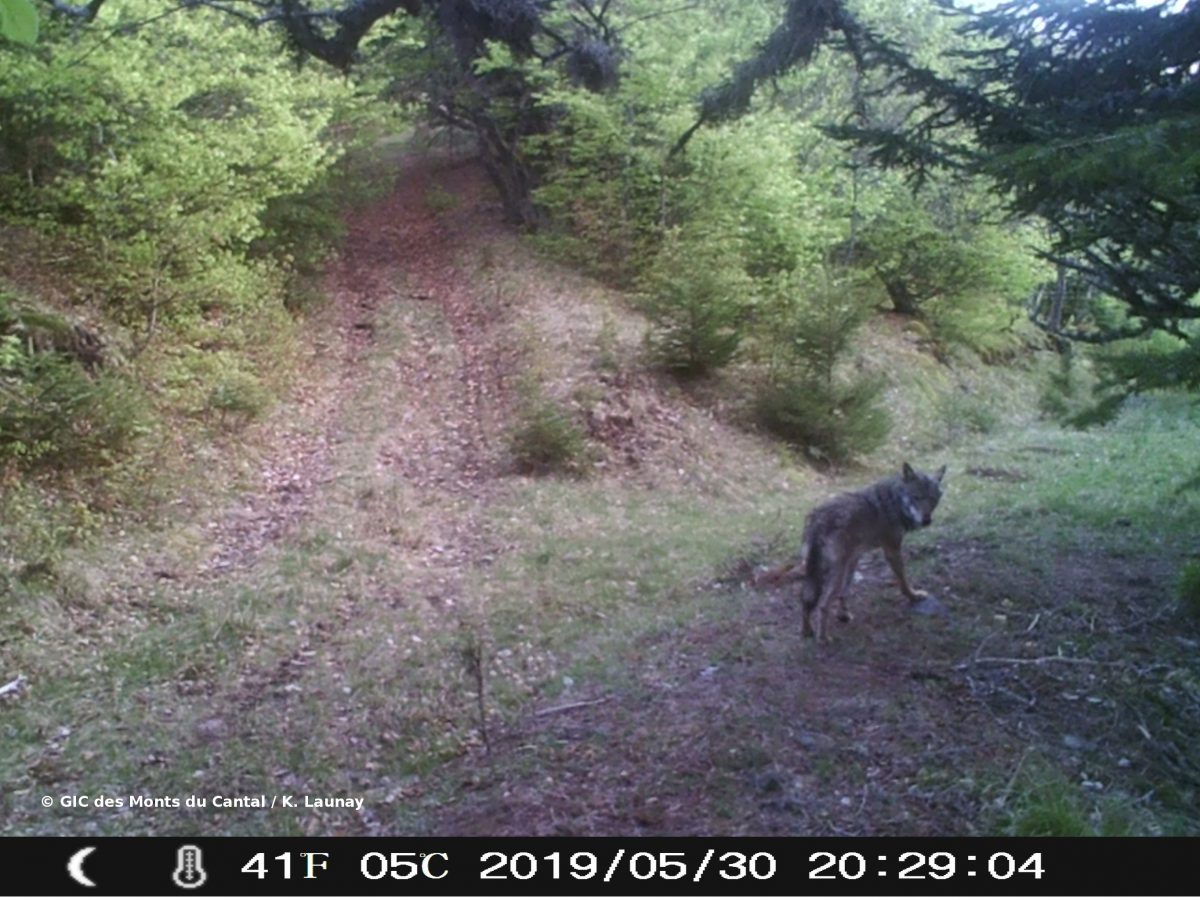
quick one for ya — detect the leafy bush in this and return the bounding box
[1068,329,1200,428]
[1039,350,1081,420]
[0,1,361,333]
[0,0,379,479]
[205,370,273,426]
[755,374,889,464]
[753,269,889,463]
[424,184,460,214]
[527,88,663,284]
[250,182,347,314]
[851,182,1045,359]
[160,347,275,426]
[640,231,753,377]
[0,338,148,470]
[507,383,591,476]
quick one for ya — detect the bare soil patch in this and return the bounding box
[431,537,1187,835]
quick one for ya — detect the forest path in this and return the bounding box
[146,153,534,835]
[199,153,515,588]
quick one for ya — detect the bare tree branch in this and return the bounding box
[276,0,423,69]
[44,0,423,68]
[45,0,107,22]
[671,0,856,157]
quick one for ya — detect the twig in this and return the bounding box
[621,2,701,30]
[998,747,1032,807]
[458,631,490,754]
[1115,608,1173,633]
[967,631,996,664]
[534,696,611,717]
[995,683,1037,709]
[1025,612,1041,633]
[956,655,1107,669]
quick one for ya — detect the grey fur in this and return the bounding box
[799,462,946,642]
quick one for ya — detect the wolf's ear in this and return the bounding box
[902,462,916,481]
[935,464,947,483]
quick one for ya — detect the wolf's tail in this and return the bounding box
[799,527,823,612]
[751,564,803,587]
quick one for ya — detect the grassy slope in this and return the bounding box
[1,154,1198,837]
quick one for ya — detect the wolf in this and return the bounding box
[797,462,946,642]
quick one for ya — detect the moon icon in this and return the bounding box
[68,847,97,888]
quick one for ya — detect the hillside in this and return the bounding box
[2,150,1199,838]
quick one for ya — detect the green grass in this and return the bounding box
[941,395,1200,549]
[6,382,1199,835]
[998,766,1176,837]
[1180,560,1200,622]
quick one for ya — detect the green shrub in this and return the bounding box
[1179,560,1200,621]
[161,347,276,428]
[755,374,890,465]
[0,346,148,470]
[205,370,273,425]
[0,0,360,335]
[1039,350,1081,420]
[641,231,753,377]
[754,269,889,463]
[250,184,346,314]
[1069,330,1200,428]
[424,184,460,214]
[507,389,590,476]
[527,89,662,285]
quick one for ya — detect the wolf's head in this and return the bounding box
[900,462,946,528]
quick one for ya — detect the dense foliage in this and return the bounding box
[755,269,890,462]
[3,0,1198,473]
[835,0,1200,338]
[0,1,367,470]
[517,0,1045,452]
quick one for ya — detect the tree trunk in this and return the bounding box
[1048,264,1067,332]
[474,118,541,227]
[882,276,921,317]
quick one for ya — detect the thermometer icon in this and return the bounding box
[172,844,208,889]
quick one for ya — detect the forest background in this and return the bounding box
[2,0,1198,837]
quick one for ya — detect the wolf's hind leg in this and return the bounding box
[830,553,859,626]
[814,549,856,642]
[800,579,818,639]
[836,587,853,623]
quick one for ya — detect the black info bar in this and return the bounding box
[0,837,1190,896]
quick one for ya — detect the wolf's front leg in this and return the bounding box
[883,543,927,603]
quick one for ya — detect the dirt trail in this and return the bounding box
[181,154,521,779]
[198,155,511,581]
[364,158,517,573]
